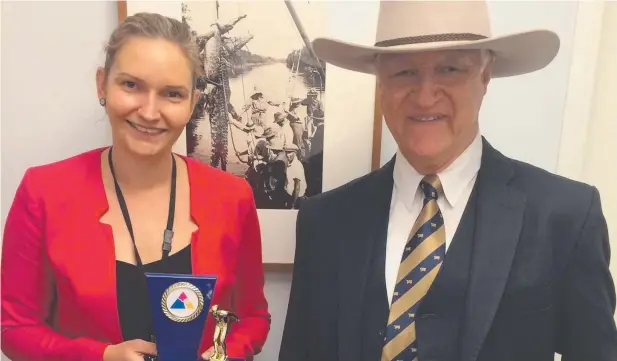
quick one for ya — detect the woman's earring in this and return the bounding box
[99,97,106,106]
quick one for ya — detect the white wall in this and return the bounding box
[1,2,614,361]
[1,1,116,225]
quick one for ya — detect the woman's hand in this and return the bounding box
[102,339,157,361]
[201,346,214,360]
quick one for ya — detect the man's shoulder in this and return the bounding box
[510,157,596,200]
[504,155,600,221]
[299,165,388,214]
[480,138,595,206]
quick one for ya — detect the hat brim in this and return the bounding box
[312,29,560,78]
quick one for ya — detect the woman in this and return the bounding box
[0,12,270,361]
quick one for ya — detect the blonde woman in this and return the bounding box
[1,12,270,361]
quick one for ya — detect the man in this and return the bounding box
[279,2,617,361]
[281,97,307,159]
[282,143,307,209]
[242,87,281,127]
[304,107,324,197]
[272,111,295,147]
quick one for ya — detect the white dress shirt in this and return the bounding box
[385,132,483,304]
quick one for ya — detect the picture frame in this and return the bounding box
[116,0,340,272]
[371,89,383,171]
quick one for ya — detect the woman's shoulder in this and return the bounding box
[24,147,104,178]
[19,147,105,198]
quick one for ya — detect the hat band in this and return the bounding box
[374,33,487,47]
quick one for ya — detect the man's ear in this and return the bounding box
[480,52,494,93]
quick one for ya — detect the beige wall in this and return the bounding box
[583,2,617,271]
[556,8,617,361]
[554,0,616,280]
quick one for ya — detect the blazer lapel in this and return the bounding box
[338,158,395,361]
[461,139,526,361]
[86,148,125,343]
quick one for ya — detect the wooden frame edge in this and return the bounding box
[371,84,383,171]
[117,0,127,23]
[263,263,294,273]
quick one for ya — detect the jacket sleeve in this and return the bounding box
[557,186,617,361]
[278,200,313,361]
[1,169,110,361]
[225,181,271,360]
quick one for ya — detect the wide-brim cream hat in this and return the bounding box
[311,1,561,78]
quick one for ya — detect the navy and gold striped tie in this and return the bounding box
[381,175,445,361]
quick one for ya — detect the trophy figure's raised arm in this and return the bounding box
[210,305,240,361]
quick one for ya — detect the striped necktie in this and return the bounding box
[381,175,446,361]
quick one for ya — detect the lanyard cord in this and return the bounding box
[108,147,177,269]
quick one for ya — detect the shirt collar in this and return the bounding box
[393,132,483,210]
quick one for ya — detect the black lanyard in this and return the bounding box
[108,147,177,268]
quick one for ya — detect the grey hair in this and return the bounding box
[480,49,495,71]
[103,12,202,87]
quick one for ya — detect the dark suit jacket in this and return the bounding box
[279,138,617,361]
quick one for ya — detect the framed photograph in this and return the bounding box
[118,1,330,270]
[371,91,383,171]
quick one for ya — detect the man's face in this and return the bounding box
[376,49,492,172]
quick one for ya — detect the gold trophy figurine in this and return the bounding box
[209,305,240,361]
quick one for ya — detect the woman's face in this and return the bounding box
[96,36,199,158]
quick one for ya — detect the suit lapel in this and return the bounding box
[461,139,526,361]
[338,158,395,361]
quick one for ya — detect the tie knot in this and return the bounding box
[420,175,442,200]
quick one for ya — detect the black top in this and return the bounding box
[116,245,192,341]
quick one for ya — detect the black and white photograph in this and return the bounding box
[182,0,327,210]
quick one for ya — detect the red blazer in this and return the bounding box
[1,148,271,361]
